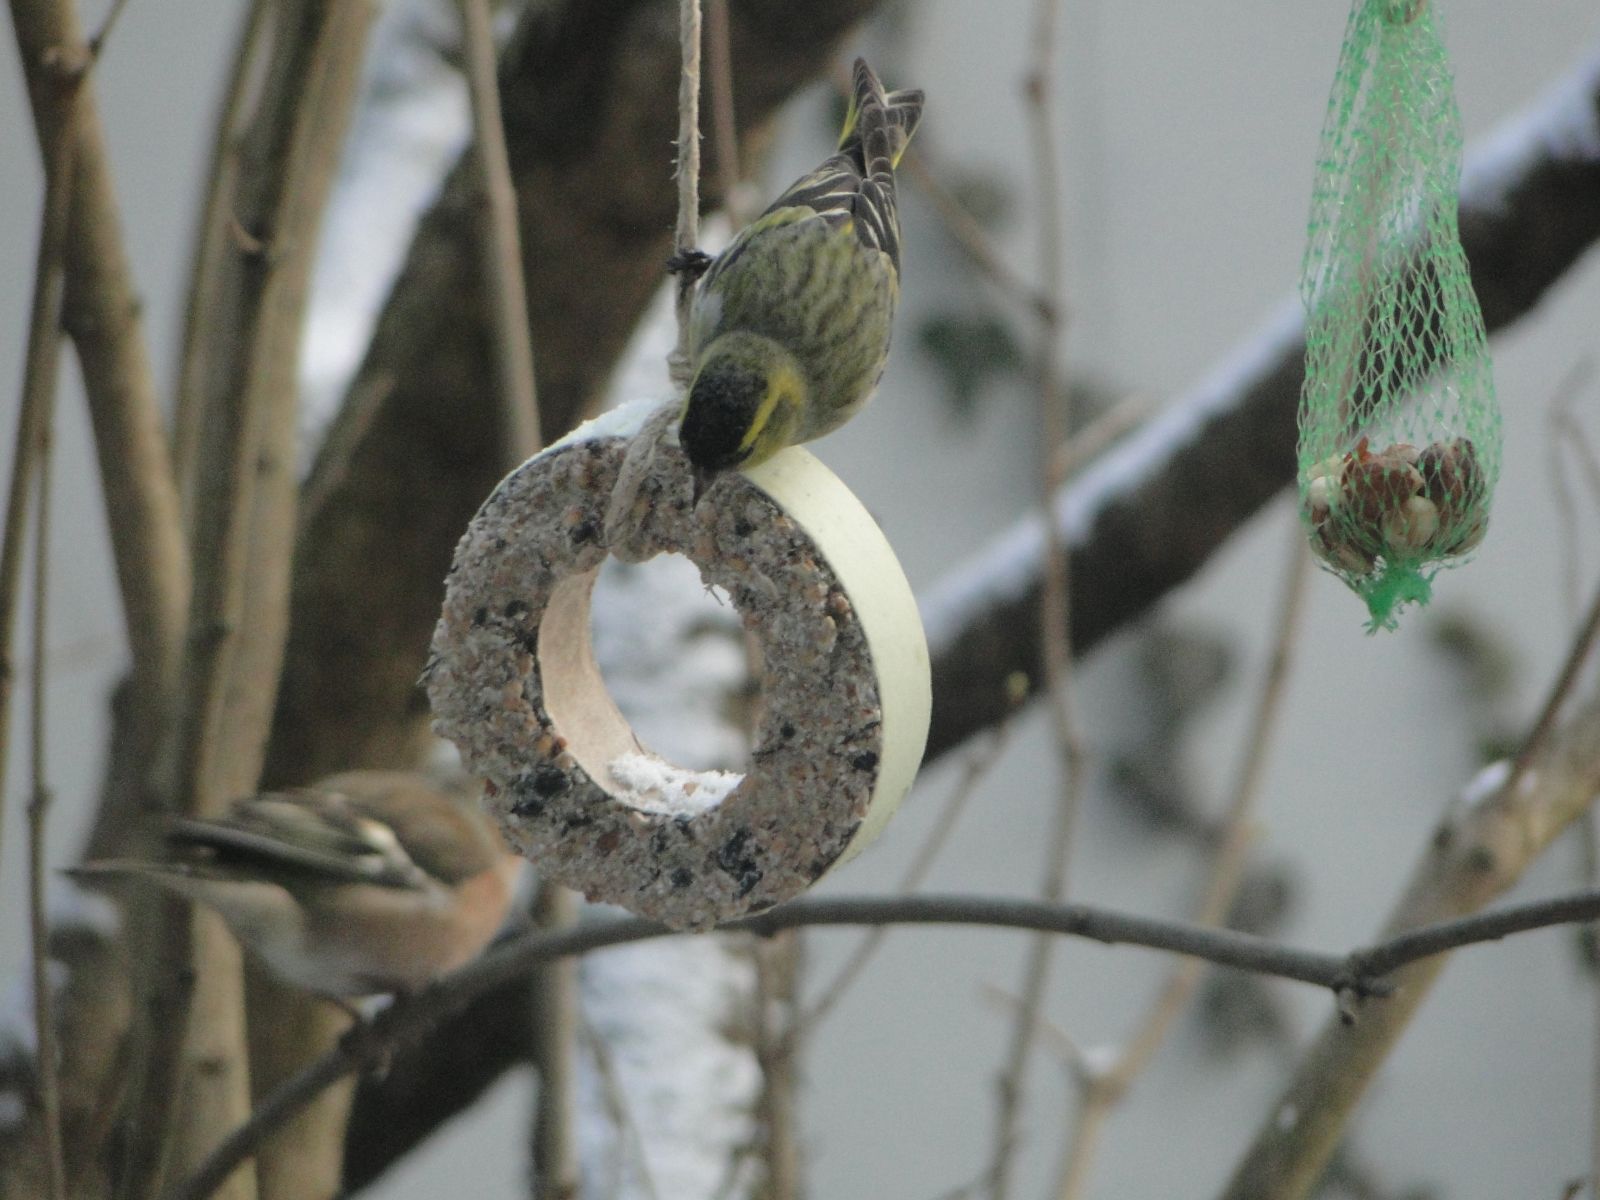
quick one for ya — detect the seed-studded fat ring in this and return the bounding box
[426,398,931,931]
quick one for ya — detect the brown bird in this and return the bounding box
[71,770,521,998]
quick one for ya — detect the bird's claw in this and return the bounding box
[666,248,714,281]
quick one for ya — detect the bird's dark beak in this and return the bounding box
[691,464,716,506]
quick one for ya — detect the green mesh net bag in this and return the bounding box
[1297,0,1501,631]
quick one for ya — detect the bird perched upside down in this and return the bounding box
[71,770,520,998]
[677,58,924,499]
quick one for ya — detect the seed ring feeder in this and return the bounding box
[426,399,931,931]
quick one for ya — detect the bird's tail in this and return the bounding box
[839,58,924,174]
[66,858,209,897]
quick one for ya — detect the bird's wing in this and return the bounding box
[744,60,922,271]
[168,790,430,890]
[705,148,896,277]
[694,58,922,312]
[334,772,505,886]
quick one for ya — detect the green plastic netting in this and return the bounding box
[1297,0,1501,631]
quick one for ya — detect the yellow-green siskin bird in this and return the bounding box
[677,57,924,499]
[69,770,521,998]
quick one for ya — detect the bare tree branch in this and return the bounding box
[177,853,1600,1200]
[530,884,580,1200]
[703,0,744,227]
[752,933,801,1200]
[1217,670,1600,1197]
[990,4,1081,1191]
[0,14,79,903]
[6,1,198,1195]
[801,723,1016,1033]
[17,52,81,1198]
[1513,570,1600,780]
[1050,530,1311,1200]
[171,0,273,511]
[9,0,190,728]
[118,3,384,1197]
[899,146,1054,321]
[340,974,538,1192]
[458,0,542,466]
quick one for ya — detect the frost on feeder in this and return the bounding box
[425,399,931,931]
[1296,0,1501,631]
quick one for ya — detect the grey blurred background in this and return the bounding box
[4,1,1600,1196]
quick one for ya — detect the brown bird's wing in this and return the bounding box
[165,785,431,890]
[324,770,506,886]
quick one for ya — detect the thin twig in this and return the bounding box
[460,8,568,1175]
[802,724,1014,1033]
[85,0,132,57]
[1048,391,1155,482]
[1125,536,1308,1055]
[1050,529,1311,1200]
[21,70,79,1195]
[12,0,190,721]
[1218,686,1600,1197]
[753,933,802,1200]
[167,872,1600,1200]
[991,3,1075,1194]
[1345,890,1600,979]
[703,0,745,228]
[29,399,64,1200]
[7,52,87,1195]
[577,1016,662,1200]
[0,457,34,883]
[1512,571,1600,782]
[1588,808,1600,1200]
[898,149,1054,323]
[0,41,81,914]
[128,4,383,1196]
[459,0,541,464]
[1548,356,1598,620]
[172,0,273,511]
[981,984,1090,1085]
[296,373,395,537]
[669,0,703,382]
[1549,395,1584,624]
[530,882,580,1200]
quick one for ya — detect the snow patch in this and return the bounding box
[300,0,472,448]
[49,878,121,938]
[1078,1043,1121,1079]
[1459,758,1512,809]
[607,753,740,816]
[920,297,1304,651]
[577,939,760,1199]
[0,1090,24,1131]
[1462,44,1600,210]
